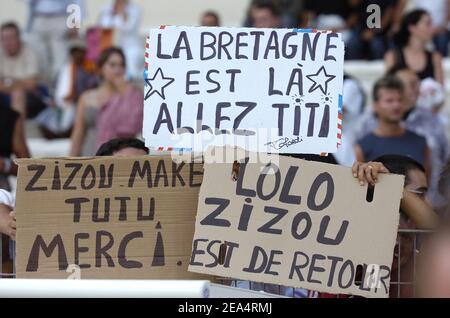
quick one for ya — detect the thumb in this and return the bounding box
[380,166,389,173]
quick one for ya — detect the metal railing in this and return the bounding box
[0,229,434,298]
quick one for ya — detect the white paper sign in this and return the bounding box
[143,26,344,154]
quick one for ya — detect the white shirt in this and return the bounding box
[410,0,449,28]
[0,189,14,208]
[98,2,141,46]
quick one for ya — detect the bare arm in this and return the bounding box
[401,190,439,229]
[69,94,88,157]
[354,144,365,163]
[10,116,31,175]
[432,52,444,85]
[352,161,440,229]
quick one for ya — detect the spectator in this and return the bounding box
[355,76,430,171]
[410,0,450,57]
[353,156,439,229]
[98,0,142,80]
[274,0,304,28]
[23,0,86,81]
[244,0,303,28]
[70,47,143,157]
[302,0,360,58]
[0,104,30,192]
[358,68,449,209]
[248,2,281,28]
[96,137,149,156]
[392,68,449,209]
[353,156,439,297]
[0,22,47,119]
[345,0,398,60]
[200,11,220,27]
[385,9,444,84]
[417,77,446,114]
[37,39,98,139]
[302,0,353,31]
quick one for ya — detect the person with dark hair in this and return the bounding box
[0,104,30,191]
[352,155,439,297]
[385,9,444,84]
[37,39,98,139]
[70,47,144,156]
[0,21,47,119]
[410,0,450,57]
[201,11,220,27]
[359,67,449,209]
[248,2,281,28]
[244,0,302,28]
[96,137,149,156]
[302,0,354,31]
[344,0,398,60]
[355,76,430,172]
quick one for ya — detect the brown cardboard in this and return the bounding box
[188,147,404,297]
[15,155,206,279]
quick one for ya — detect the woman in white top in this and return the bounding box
[98,0,143,80]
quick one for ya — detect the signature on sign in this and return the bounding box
[265,136,303,150]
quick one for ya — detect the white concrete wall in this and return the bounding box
[0,0,251,32]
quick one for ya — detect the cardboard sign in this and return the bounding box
[143,26,344,154]
[15,156,205,279]
[188,148,403,297]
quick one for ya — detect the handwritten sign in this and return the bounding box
[188,147,403,297]
[143,26,344,154]
[15,156,206,279]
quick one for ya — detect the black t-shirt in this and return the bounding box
[0,105,19,157]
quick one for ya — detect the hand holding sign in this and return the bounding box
[188,147,404,298]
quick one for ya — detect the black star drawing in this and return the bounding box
[306,66,336,95]
[145,67,175,100]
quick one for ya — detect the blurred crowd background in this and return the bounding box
[1,0,450,297]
